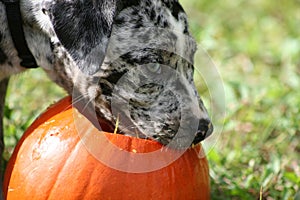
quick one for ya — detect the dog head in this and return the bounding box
[31,0,213,148]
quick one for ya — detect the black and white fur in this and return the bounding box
[0,0,213,158]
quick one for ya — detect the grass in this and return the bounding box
[180,0,300,199]
[3,70,65,160]
[3,0,300,199]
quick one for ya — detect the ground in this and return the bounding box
[3,0,300,199]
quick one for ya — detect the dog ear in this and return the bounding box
[49,0,124,75]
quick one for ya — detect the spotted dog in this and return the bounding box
[0,0,213,160]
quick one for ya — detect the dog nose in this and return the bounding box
[192,119,213,145]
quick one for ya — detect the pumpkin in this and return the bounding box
[3,96,210,200]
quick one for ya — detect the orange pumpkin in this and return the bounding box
[3,96,210,200]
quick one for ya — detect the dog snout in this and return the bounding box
[193,119,213,145]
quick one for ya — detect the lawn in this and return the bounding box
[3,0,300,199]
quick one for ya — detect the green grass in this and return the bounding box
[181,0,300,199]
[3,0,300,199]
[3,70,66,160]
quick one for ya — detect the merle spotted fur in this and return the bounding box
[0,0,213,158]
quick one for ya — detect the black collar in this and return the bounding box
[1,0,38,68]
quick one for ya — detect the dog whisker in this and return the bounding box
[70,93,89,106]
[81,96,95,112]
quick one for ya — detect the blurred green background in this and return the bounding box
[3,0,300,199]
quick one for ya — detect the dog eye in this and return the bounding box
[147,63,161,73]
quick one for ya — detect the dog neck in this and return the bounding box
[0,2,23,79]
[0,0,57,80]
[0,0,38,69]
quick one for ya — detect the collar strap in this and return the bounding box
[1,0,38,68]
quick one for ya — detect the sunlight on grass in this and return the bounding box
[3,69,65,159]
[181,0,300,199]
[3,1,300,199]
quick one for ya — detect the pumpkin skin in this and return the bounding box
[3,96,210,200]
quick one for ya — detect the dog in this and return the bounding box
[0,0,213,170]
